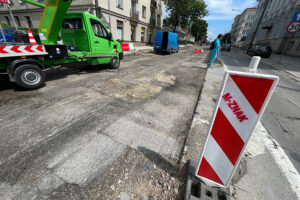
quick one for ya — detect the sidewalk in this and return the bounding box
[235,48,300,81]
[261,53,300,80]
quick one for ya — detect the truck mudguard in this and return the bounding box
[9,58,44,75]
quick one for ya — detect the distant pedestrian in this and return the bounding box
[208,34,223,68]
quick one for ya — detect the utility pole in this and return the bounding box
[246,0,270,52]
[95,0,100,18]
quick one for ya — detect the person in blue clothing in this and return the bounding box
[208,34,223,68]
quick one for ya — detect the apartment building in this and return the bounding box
[231,6,257,47]
[246,0,300,56]
[0,0,165,44]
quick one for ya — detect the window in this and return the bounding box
[142,6,146,18]
[4,16,10,26]
[24,16,33,28]
[14,16,21,27]
[131,25,136,41]
[141,27,145,42]
[90,19,108,38]
[116,0,122,8]
[62,18,83,29]
[157,14,161,27]
[116,20,123,41]
[287,41,294,50]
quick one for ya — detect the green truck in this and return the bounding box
[0,0,123,89]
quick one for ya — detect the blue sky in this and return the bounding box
[164,0,257,40]
[204,0,257,40]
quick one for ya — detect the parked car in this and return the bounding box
[247,44,272,58]
[0,32,14,42]
[154,31,179,54]
[221,43,231,51]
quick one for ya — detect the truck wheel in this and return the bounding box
[14,64,45,89]
[110,57,120,69]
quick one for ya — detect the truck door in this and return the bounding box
[89,18,112,54]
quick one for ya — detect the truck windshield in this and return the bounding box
[90,19,108,38]
[62,18,83,29]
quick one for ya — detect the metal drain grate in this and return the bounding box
[185,160,231,200]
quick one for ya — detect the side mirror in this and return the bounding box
[107,32,112,41]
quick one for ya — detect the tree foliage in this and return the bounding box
[191,19,208,42]
[221,32,231,44]
[165,0,208,31]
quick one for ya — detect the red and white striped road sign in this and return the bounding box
[121,43,134,51]
[0,45,48,58]
[194,49,203,54]
[0,0,8,4]
[28,29,38,45]
[196,71,278,187]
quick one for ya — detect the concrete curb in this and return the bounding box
[181,58,225,164]
[182,56,247,194]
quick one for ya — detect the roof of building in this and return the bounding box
[248,6,258,9]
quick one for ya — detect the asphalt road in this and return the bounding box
[0,47,207,199]
[219,49,300,173]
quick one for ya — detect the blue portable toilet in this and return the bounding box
[154,31,179,54]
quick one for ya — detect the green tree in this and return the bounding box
[165,0,208,32]
[191,19,208,42]
[221,32,231,44]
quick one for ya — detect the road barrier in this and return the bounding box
[121,43,135,51]
[194,49,203,54]
[196,56,279,187]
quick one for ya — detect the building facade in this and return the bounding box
[0,0,165,44]
[231,14,241,44]
[231,6,257,47]
[246,0,300,56]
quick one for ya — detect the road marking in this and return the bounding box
[253,122,300,198]
[217,57,228,71]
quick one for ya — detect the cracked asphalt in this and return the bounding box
[0,46,207,199]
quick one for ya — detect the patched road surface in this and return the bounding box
[0,46,207,199]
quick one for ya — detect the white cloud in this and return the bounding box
[207,31,216,40]
[204,0,257,20]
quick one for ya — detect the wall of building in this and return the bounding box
[231,8,257,45]
[246,0,300,56]
[0,0,164,44]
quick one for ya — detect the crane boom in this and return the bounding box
[22,0,72,45]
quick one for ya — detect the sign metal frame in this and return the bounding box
[195,70,279,188]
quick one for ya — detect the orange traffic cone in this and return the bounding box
[28,29,37,45]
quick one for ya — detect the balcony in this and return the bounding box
[151,0,157,8]
[130,10,139,21]
[150,17,156,26]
